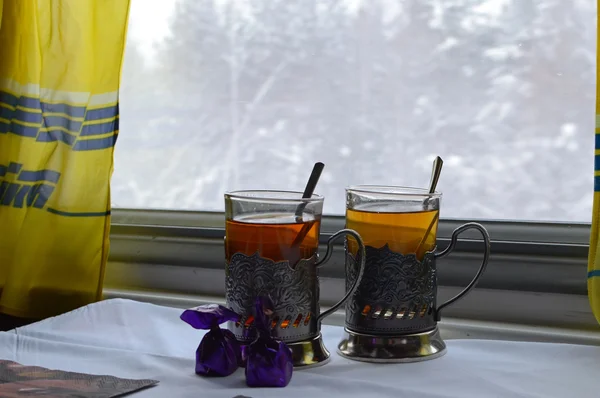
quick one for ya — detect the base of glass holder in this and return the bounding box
[286,333,331,369]
[337,327,447,363]
[240,333,330,369]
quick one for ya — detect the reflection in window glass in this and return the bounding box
[115,0,596,221]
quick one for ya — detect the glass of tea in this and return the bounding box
[339,185,490,363]
[346,186,441,261]
[224,190,365,368]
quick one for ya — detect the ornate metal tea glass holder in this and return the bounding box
[226,229,366,369]
[338,223,491,363]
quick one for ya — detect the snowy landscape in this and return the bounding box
[113,0,597,222]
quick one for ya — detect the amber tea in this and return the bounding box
[346,208,439,259]
[225,213,320,266]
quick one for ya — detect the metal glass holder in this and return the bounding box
[226,229,366,369]
[338,222,490,363]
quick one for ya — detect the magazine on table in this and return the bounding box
[0,359,158,397]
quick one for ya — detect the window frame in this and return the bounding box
[106,209,595,331]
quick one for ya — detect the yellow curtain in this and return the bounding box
[0,0,130,319]
[590,0,600,324]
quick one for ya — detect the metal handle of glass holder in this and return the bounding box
[315,229,366,327]
[434,222,491,321]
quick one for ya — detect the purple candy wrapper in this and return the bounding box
[181,304,242,377]
[181,304,239,329]
[245,297,293,388]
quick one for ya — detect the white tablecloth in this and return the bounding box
[0,299,598,397]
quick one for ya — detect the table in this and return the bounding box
[0,299,598,397]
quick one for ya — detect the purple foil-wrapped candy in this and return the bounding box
[245,297,293,388]
[180,304,242,377]
[181,304,239,329]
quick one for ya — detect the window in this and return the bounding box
[107,0,597,332]
[115,0,596,222]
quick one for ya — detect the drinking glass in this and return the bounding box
[339,185,490,362]
[224,190,366,368]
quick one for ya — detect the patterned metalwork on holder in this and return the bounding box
[345,244,437,335]
[226,252,319,343]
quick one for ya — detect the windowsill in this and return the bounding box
[106,211,597,341]
[103,288,600,347]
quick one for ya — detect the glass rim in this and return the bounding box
[225,189,324,203]
[346,185,442,198]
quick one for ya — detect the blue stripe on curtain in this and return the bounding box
[588,270,600,278]
[46,208,111,217]
[7,162,22,173]
[17,169,61,184]
[73,134,119,151]
[37,130,77,145]
[0,162,61,184]
[80,118,119,136]
[594,133,600,192]
[0,90,118,151]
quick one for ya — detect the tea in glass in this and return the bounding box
[225,213,319,266]
[346,207,438,260]
[346,186,440,259]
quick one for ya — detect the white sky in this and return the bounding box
[126,0,367,54]
[128,0,178,58]
[125,0,500,60]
